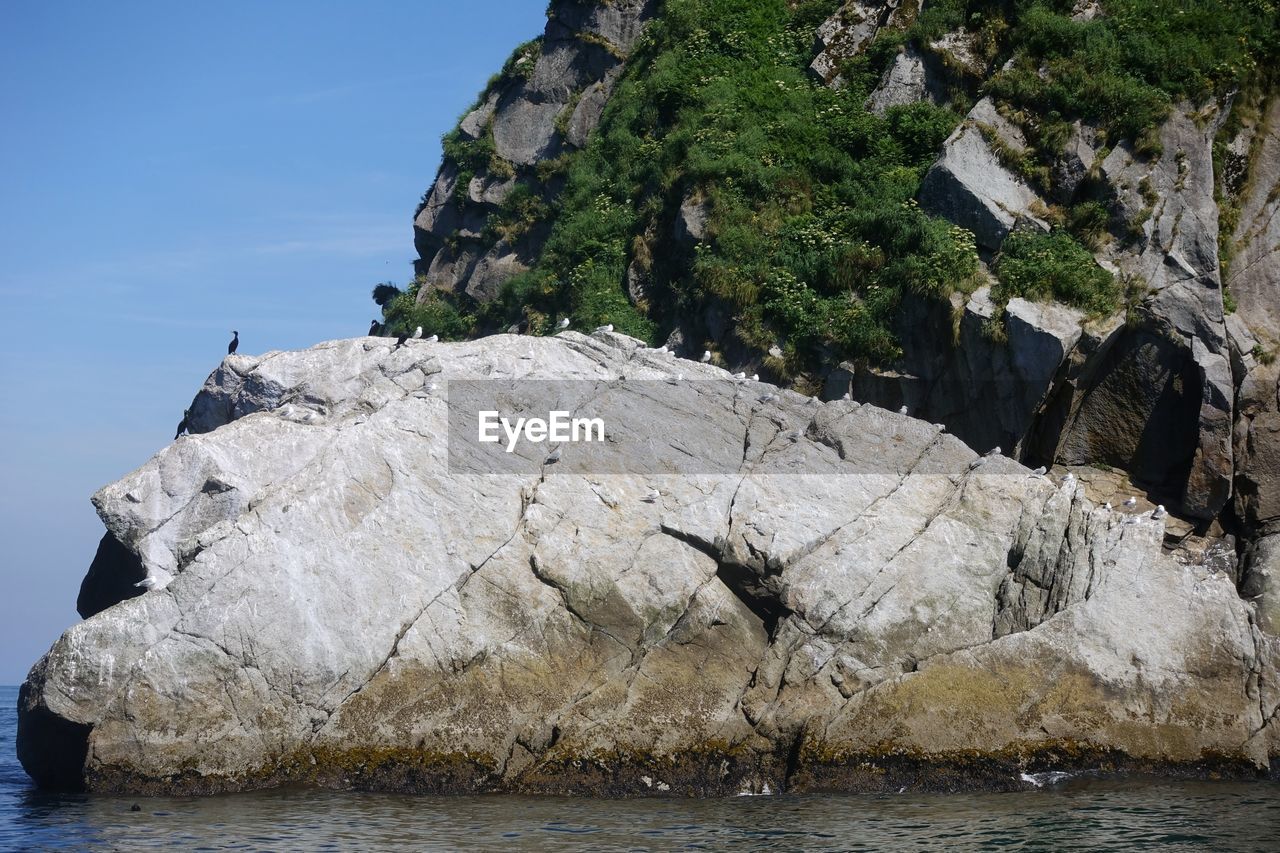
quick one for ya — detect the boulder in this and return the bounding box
[918,98,1048,252]
[810,0,906,87]
[865,47,945,115]
[18,333,1277,793]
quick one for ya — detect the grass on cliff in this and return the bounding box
[470,0,981,364]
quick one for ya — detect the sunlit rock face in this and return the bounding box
[19,332,1278,794]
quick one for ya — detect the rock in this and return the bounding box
[1051,121,1100,204]
[19,334,1277,793]
[918,98,1049,252]
[810,0,906,87]
[458,92,499,141]
[1234,362,1280,534]
[865,47,945,115]
[674,194,710,244]
[1243,533,1280,634]
[412,0,657,299]
[1226,96,1280,345]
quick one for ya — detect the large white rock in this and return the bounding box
[18,333,1278,794]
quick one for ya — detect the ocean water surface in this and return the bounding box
[3,686,1277,851]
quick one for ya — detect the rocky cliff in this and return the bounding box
[391,0,1280,654]
[18,332,1280,793]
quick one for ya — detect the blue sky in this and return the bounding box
[0,1,549,683]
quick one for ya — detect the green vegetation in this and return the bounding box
[993,230,1119,314]
[380,280,476,341]
[384,0,1277,366]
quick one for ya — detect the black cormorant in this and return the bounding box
[228,331,239,355]
[395,330,410,348]
[368,320,381,336]
[174,408,189,440]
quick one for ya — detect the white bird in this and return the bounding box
[785,429,802,441]
[412,326,423,339]
[546,447,562,464]
[558,317,570,329]
[1152,505,1167,519]
[933,423,946,432]
[651,344,669,354]
[1032,466,1047,475]
[1123,496,1137,507]
[133,571,173,592]
[1061,472,1075,482]
[750,373,759,381]
[986,446,1002,457]
[665,373,684,385]
[732,372,747,380]
[758,392,778,403]
[595,324,614,333]
[1103,502,1112,510]
[968,457,986,470]
[641,488,661,503]
[700,350,712,363]
[841,389,852,401]
[898,405,909,415]
[425,334,438,343]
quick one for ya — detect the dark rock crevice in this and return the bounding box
[76,531,146,619]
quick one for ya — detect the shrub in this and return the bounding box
[994,230,1119,315]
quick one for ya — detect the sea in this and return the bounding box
[2,686,1277,851]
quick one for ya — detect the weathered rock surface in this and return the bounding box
[918,98,1049,252]
[19,333,1278,794]
[810,0,906,88]
[865,46,945,115]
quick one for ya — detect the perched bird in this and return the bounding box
[641,488,661,503]
[750,373,759,381]
[1031,466,1047,475]
[841,389,852,401]
[758,392,778,403]
[227,330,239,355]
[174,409,190,440]
[968,457,986,470]
[700,350,712,363]
[1103,502,1112,510]
[986,446,1002,457]
[651,344,669,354]
[1152,505,1167,519]
[594,323,614,334]
[507,323,522,335]
[395,331,410,348]
[785,429,802,441]
[665,374,684,385]
[933,423,946,432]
[546,446,562,464]
[425,334,439,343]
[133,574,170,591]
[898,405,909,415]
[558,317,570,329]
[368,320,381,336]
[412,326,423,339]
[1123,496,1137,507]
[731,372,747,380]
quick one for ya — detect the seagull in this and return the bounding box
[1123,496,1137,507]
[898,405,908,415]
[641,488,661,503]
[507,323,522,334]
[986,446,1002,457]
[425,334,439,343]
[933,423,946,432]
[842,389,852,401]
[546,446,562,464]
[594,324,614,333]
[412,326,423,339]
[1060,472,1075,482]
[1103,502,1112,510]
[700,350,712,363]
[665,373,684,385]
[133,573,171,591]
[227,330,239,355]
[174,409,189,441]
[1152,505,1167,519]
[968,457,986,470]
[558,317,570,329]
[651,345,669,354]
[1031,466,1047,475]
[758,392,778,403]
[750,373,759,381]
[732,372,746,380]
[785,429,802,441]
